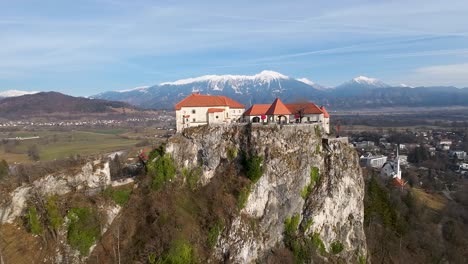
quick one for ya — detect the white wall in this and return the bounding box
[176,106,245,132]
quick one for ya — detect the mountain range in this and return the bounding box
[90,70,468,109]
[2,71,468,110]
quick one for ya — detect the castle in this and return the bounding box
[175,94,330,133]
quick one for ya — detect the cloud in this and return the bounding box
[406,63,468,87]
[383,48,468,58]
[1,0,468,93]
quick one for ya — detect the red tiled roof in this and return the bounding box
[320,106,329,118]
[286,102,323,115]
[175,93,244,110]
[243,104,271,116]
[207,108,225,113]
[243,99,331,118]
[265,98,292,115]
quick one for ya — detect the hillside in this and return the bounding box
[0,92,136,119]
[0,124,367,263]
[93,71,468,110]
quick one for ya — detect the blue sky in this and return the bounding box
[1,0,468,96]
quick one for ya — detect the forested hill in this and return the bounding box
[0,92,136,119]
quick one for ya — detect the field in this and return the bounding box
[0,128,165,164]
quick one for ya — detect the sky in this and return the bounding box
[1,0,468,96]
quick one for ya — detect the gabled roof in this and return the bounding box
[243,104,271,116]
[265,98,292,115]
[320,106,329,118]
[175,93,244,110]
[207,108,225,113]
[243,99,331,117]
[286,102,323,115]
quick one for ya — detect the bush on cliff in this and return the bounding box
[148,154,176,191]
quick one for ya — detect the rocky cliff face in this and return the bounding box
[0,158,130,263]
[166,124,367,263]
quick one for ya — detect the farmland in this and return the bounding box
[0,127,169,164]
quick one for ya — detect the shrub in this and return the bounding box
[284,214,300,247]
[304,219,313,232]
[301,167,320,199]
[311,232,326,255]
[104,188,132,206]
[157,239,195,264]
[207,220,224,248]
[27,206,42,235]
[148,154,176,191]
[46,196,63,230]
[358,254,367,264]
[0,159,9,179]
[330,240,344,254]
[300,186,310,199]
[237,185,251,210]
[310,167,320,185]
[227,147,238,161]
[148,144,165,161]
[67,207,100,255]
[315,144,321,154]
[148,253,157,264]
[27,144,40,161]
[185,167,202,190]
[244,154,263,183]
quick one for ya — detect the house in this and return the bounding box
[359,154,387,168]
[354,141,376,150]
[175,93,245,132]
[381,161,400,178]
[243,98,330,133]
[438,139,452,150]
[449,150,466,160]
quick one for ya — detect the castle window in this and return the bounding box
[192,109,196,114]
[216,116,219,119]
[192,118,196,122]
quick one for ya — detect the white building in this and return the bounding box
[175,93,245,132]
[438,139,452,151]
[381,150,405,187]
[243,98,330,133]
[360,154,387,168]
[449,150,466,160]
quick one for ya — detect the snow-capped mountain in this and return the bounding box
[0,90,39,98]
[336,76,390,90]
[92,71,468,110]
[93,71,326,109]
[297,78,327,90]
[117,86,150,93]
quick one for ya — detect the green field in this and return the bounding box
[0,129,149,163]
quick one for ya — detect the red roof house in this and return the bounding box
[265,98,292,116]
[175,93,245,132]
[175,93,244,110]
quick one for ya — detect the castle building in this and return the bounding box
[175,93,245,132]
[243,98,330,133]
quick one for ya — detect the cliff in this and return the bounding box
[166,124,367,263]
[0,124,367,263]
[0,157,132,263]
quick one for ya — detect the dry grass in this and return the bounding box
[411,187,447,211]
[0,223,44,264]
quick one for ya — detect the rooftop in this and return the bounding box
[175,93,244,110]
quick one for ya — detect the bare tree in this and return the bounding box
[27,144,40,161]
